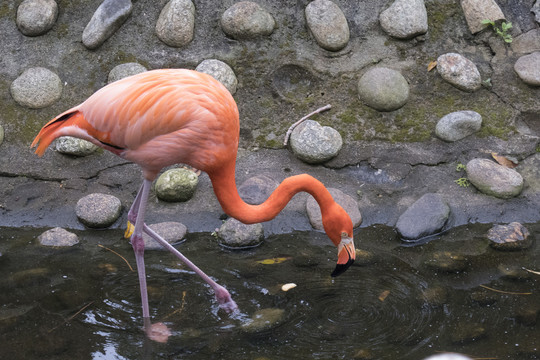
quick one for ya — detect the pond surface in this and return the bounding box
[0,223,539,359]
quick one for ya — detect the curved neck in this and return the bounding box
[208,161,336,224]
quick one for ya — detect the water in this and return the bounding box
[0,224,538,359]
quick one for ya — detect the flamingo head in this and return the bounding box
[322,203,355,277]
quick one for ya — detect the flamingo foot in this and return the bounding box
[144,319,171,343]
[214,284,238,313]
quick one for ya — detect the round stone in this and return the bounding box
[55,136,99,157]
[108,63,147,83]
[220,1,275,40]
[379,0,428,39]
[155,0,195,47]
[357,67,410,111]
[76,193,122,228]
[195,59,238,94]
[514,51,540,86]
[306,188,362,230]
[10,67,62,109]
[289,120,343,164]
[38,227,79,247]
[238,175,279,205]
[217,218,264,249]
[437,53,482,92]
[466,158,523,199]
[487,222,532,250]
[241,308,285,333]
[396,193,450,240]
[16,0,58,36]
[305,0,350,51]
[142,222,187,250]
[424,251,468,272]
[82,0,133,49]
[435,110,482,142]
[155,168,198,202]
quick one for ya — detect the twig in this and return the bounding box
[163,291,187,320]
[480,284,532,295]
[283,104,332,146]
[48,301,94,333]
[98,244,135,272]
[524,268,540,276]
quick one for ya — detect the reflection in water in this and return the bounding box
[0,224,538,359]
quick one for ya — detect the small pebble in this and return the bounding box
[10,67,63,109]
[16,0,58,36]
[305,0,350,51]
[217,218,264,248]
[108,63,147,83]
[281,283,297,291]
[437,53,482,92]
[75,193,122,228]
[155,0,195,48]
[220,1,275,39]
[55,136,99,157]
[357,67,410,111]
[155,168,198,202]
[38,227,79,247]
[82,0,133,49]
[379,0,428,39]
[289,120,343,164]
[514,51,540,86]
[195,59,238,94]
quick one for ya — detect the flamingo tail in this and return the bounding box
[31,110,83,156]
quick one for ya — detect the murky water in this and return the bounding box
[0,224,538,359]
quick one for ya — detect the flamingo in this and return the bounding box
[31,68,356,333]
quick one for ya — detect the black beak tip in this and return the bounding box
[331,258,354,277]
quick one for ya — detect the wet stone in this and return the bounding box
[515,307,539,326]
[195,59,238,94]
[238,175,278,205]
[305,0,350,51]
[421,286,448,307]
[435,110,482,142]
[289,120,343,164]
[217,218,264,249]
[241,307,285,333]
[108,63,147,83]
[155,168,198,202]
[10,67,62,109]
[487,222,532,250]
[514,51,540,86]
[437,53,482,92]
[379,0,428,39]
[470,289,497,306]
[155,0,195,48]
[498,263,531,279]
[55,136,99,157]
[396,193,450,240]
[466,158,523,199]
[16,0,58,36]
[75,193,122,228]
[306,188,362,230]
[82,0,133,49]
[450,323,486,344]
[357,67,409,112]
[460,0,505,34]
[424,251,468,272]
[354,248,377,266]
[220,1,275,40]
[142,222,187,250]
[38,227,79,247]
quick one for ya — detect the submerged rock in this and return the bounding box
[108,63,147,83]
[396,193,450,240]
[196,59,238,94]
[55,136,99,156]
[82,0,133,49]
[435,110,482,142]
[379,0,428,39]
[16,0,58,36]
[487,222,532,250]
[514,51,540,86]
[10,67,62,109]
[142,222,187,250]
[437,53,482,92]
[424,251,468,272]
[155,168,198,202]
[75,193,122,228]
[289,120,343,164]
[305,0,350,51]
[466,158,523,198]
[357,67,409,111]
[217,218,264,248]
[220,2,275,40]
[306,187,362,230]
[241,307,285,333]
[155,0,195,48]
[38,227,79,247]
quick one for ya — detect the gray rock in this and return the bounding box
[238,175,279,205]
[357,67,410,111]
[10,67,62,109]
[487,222,532,250]
[155,168,198,202]
[38,227,79,247]
[55,136,99,157]
[195,59,238,94]
[514,52,540,86]
[82,0,133,50]
[460,0,505,34]
[424,251,468,272]
[241,308,285,333]
[289,120,342,164]
[217,218,264,248]
[142,222,187,250]
[305,0,350,51]
[466,158,524,198]
[306,188,362,230]
[108,63,147,83]
[435,110,482,142]
[16,0,58,36]
[396,193,450,240]
[155,0,195,48]
[532,0,540,24]
[75,193,122,228]
[437,53,482,92]
[511,29,540,54]
[379,0,428,39]
[220,1,275,40]
[0,125,4,146]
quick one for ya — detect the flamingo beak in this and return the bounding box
[331,235,355,277]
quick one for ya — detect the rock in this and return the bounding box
[357,67,409,111]
[38,227,79,247]
[424,251,468,272]
[241,307,285,333]
[466,158,524,198]
[289,120,343,164]
[0,125,4,146]
[498,264,531,280]
[421,287,448,307]
[155,0,195,48]
[470,289,497,306]
[195,59,238,94]
[238,175,279,205]
[217,218,264,248]
[460,0,505,34]
[511,29,540,54]
[305,0,350,51]
[16,0,58,36]
[75,193,122,228]
[534,0,540,24]
[487,222,532,250]
[142,222,187,250]
[82,0,133,50]
[55,136,99,156]
[514,52,540,86]
[154,168,198,202]
[515,307,539,326]
[451,323,486,344]
[306,188,362,230]
[220,1,275,40]
[435,110,482,142]
[437,53,482,92]
[379,0,428,39]
[10,67,62,109]
[396,193,450,240]
[108,63,147,83]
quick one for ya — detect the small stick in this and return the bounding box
[283,104,332,146]
[48,301,94,333]
[479,284,532,295]
[98,244,135,272]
